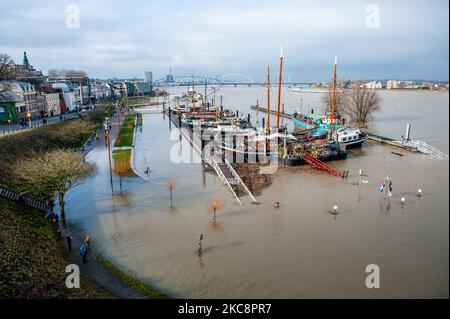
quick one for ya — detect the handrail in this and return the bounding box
[207,158,241,205]
[302,152,343,177]
[404,139,448,159]
[224,158,258,203]
[0,184,48,211]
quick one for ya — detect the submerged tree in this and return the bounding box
[167,178,176,208]
[112,151,133,193]
[13,149,95,222]
[208,197,224,221]
[342,83,382,127]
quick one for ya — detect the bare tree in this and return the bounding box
[48,69,87,78]
[342,83,382,127]
[66,70,87,78]
[321,89,348,115]
[208,197,224,221]
[47,68,58,77]
[12,149,95,222]
[167,178,176,208]
[0,53,16,99]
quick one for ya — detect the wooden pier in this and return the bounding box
[367,133,415,150]
[250,105,293,119]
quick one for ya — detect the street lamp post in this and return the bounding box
[105,119,113,185]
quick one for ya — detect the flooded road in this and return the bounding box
[65,89,448,298]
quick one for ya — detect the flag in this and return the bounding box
[380,180,386,192]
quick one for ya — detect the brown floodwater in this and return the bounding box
[64,89,448,298]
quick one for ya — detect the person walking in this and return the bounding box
[45,206,53,218]
[84,235,91,248]
[80,244,88,264]
[66,236,73,252]
[197,234,203,257]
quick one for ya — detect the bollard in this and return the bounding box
[244,135,249,163]
[221,131,226,163]
[232,135,237,163]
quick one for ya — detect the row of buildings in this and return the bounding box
[386,80,449,90]
[0,52,153,123]
[315,79,448,90]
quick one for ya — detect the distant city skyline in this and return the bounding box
[1,0,448,82]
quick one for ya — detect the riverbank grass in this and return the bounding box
[114,114,135,148]
[94,253,169,299]
[0,198,113,299]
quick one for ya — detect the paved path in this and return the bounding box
[61,223,147,299]
[63,112,148,299]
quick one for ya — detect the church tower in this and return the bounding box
[23,51,30,68]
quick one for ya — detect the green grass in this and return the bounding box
[114,114,136,148]
[94,253,169,299]
[0,119,97,186]
[112,149,132,157]
[126,96,152,106]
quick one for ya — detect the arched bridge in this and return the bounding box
[153,74,315,87]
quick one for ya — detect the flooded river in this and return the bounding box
[65,88,449,298]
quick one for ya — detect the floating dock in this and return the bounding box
[367,133,412,149]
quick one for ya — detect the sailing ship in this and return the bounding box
[290,56,367,150]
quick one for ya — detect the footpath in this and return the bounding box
[63,112,148,299]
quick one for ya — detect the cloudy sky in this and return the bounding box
[0,0,448,81]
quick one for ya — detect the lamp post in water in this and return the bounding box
[105,118,113,187]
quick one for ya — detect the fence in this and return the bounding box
[0,184,49,211]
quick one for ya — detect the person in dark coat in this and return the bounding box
[80,245,88,264]
[66,236,73,251]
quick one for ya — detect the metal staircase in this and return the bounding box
[302,152,344,178]
[403,140,449,159]
[225,159,258,203]
[207,158,242,204]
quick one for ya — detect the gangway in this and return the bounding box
[225,159,258,203]
[302,152,346,178]
[206,158,242,205]
[403,140,449,159]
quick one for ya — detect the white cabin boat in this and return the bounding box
[334,127,368,149]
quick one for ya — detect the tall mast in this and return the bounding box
[329,55,337,141]
[204,76,207,107]
[276,45,284,131]
[266,65,271,137]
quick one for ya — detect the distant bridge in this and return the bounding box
[153,74,315,87]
